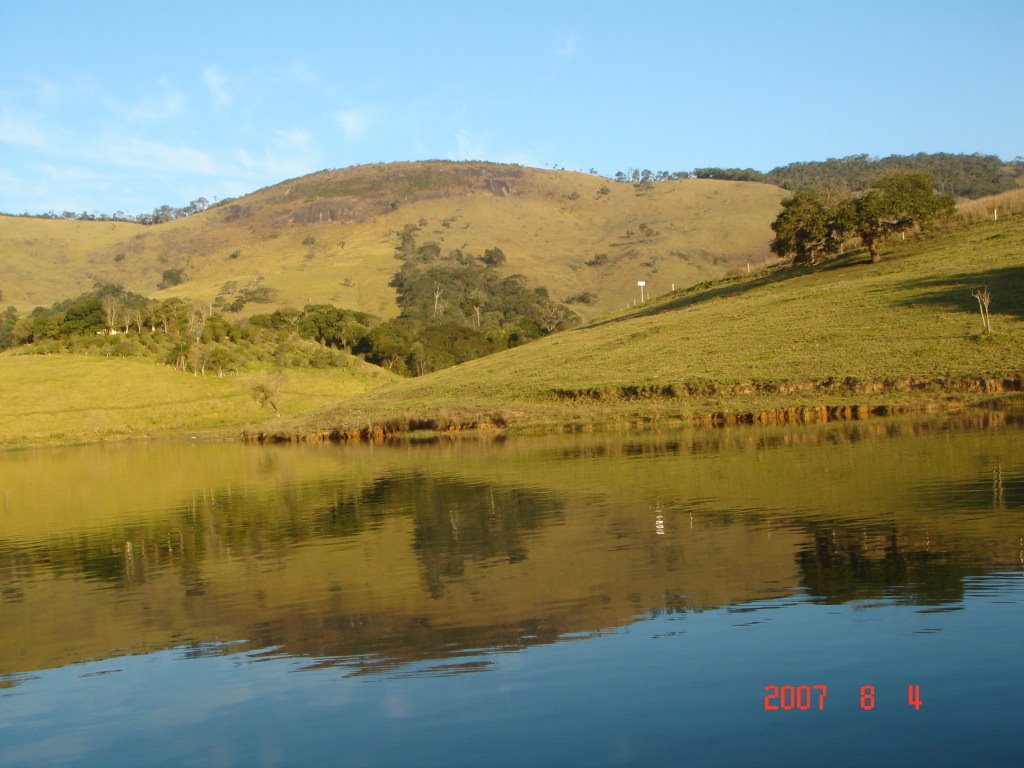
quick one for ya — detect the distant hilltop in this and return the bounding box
[5,153,1020,224]
[0,160,787,318]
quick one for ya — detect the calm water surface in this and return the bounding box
[1,415,1022,766]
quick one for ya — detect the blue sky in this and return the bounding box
[1,0,1021,215]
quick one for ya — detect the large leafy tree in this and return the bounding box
[296,304,371,350]
[770,191,850,266]
[851,172,955,263]
[770,172,954,266]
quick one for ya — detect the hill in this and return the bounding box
[0,161,787,321]
[2,193,1021,448]
[284,213,1024,439]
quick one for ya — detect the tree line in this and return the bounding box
[0,285,363,375]
[0,228,578,378]
[352,224,579,375]
[1,197,217,225]
[610,153,1023,200]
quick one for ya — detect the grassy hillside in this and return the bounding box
[288,214,1024,437]
[0,217,145,309]
[957,188,1024,224]
[5,162,1022,448]
[0,162,787,321]
[0,354,395,447]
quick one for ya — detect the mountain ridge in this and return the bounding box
[0,161,787,320]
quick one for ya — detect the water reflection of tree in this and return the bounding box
[331,473,563,598]
[796,526,970,604]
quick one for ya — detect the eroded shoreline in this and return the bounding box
[244,373,1024,444]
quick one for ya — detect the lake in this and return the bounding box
[1,413,1022,766]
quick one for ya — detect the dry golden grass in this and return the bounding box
[0,354,396,447]
[958,188,1024,224]
[0,217,145,308]
[0,162,787,321]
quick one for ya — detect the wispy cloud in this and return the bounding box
[109,82,188,124]
[97,137,217,175]
[451,128,485,161]
[229,128,319,186]
[40,164,106,182]
[0,107,47,148]
[202,66,232,109]
[335,108,371,141]
[4,163,123,213]
[235,145,313,181]
[496,150,535,166]
[0,167,21,194]
[276,128,310,151]
[288,58,322,85]
[556,33,578,59]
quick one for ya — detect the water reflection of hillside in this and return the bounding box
[1,414,1022,677]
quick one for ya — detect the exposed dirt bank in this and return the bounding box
[243,374,1024,444]
[550,373,1024,401]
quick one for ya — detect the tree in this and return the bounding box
[416,241,442,262]
[187,197,209,215]
[207,345,237,377]
[432,283,444,317]
[357,319,420,373]
[188,344,208,376]
[0,306,18,350]
[100,294,121,333]
[482,247,506,267]
[971,287,992,333]
[167,340,190,371]
[538,302,569,334]
[251,372,285,416]
[155,298,190,336]
[123,305,141,334]
[188,302,211,343]
[297,304,369,349]
[59,299,102,336]
[851,172,954,263]
[152,205,176,224]
[770,191,847,266]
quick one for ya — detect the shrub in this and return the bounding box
[158,268,186,289]
[566,291,597,305]
[482,247,506,267]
